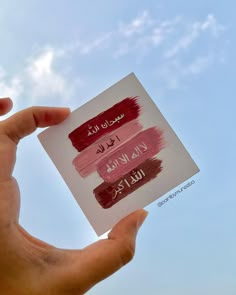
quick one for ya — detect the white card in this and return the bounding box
[38,73,199,236]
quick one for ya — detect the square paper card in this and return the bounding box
[38,73,199,236]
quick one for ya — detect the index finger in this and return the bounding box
[0,106,70,181]
[0,97,13,116]
[1,106,71,144]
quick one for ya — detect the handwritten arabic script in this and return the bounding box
[93,158,163,209]
[106,142,148,173]
[87,114,125,137]
[112,169,145,200]
[96,135,121,154]
[97,126,164,183]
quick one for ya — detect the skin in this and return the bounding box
[0,97,148,295]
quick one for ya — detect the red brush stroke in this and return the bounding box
[72,120,143,178]
[97,127,164,183]
[69,97,141,152]
[94,158,163,209]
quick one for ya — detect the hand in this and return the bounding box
[0,98,148,295]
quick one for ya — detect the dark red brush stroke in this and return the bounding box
[93,158,163,209]
[69,97,141,152]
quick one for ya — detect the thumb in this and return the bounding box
[57,209,148,294]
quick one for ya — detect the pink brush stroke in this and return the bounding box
[97,127,164,183]
[73,120,143,178]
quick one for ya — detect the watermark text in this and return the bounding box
[158,180,195,207]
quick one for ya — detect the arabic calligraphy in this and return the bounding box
[88,114,125,137]
[112,169,145,200]
[94,158,163,209]
[96,135,121,154]
[97,126,164,183]
[69,97,140,152]
[72,121,144,178]
[106,142,148,173]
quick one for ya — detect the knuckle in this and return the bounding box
[118,240,135,265]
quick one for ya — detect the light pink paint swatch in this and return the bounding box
[97,127,164,183]
[72,120,143,178]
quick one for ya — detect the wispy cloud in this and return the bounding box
[78,33,112,55]
[0,11,227,105]
[165,14,225,58]
[26,49,74,101]
[34,11,225,84]
[0,67,23,101]
[114,15,181,58]
[0,47,81,109]
[118,10,153,37]
[157,54,215,90]
[185,55,214,75]
[60,33,112,56]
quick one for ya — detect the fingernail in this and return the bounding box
[63,107,71,112]
[137,209,148,228]
[61,107,71,116]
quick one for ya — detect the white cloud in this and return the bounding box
[26,49,75,102]
[0,67,23,100]
[56,11,225,92]
[158,54,214,90]
[118,10,153,37]
[78,33,112,55]
[56,33,112,57]
[200,14,224,36]
[185,55,214,75]
[114,15,180,58]
[151,17,181,46]
[165,28,198,58]
[51,11,225,76]
[0,11,227,105]
[165,14,225,58]
[1,47,82,108]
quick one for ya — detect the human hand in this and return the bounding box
[0,97,148,295]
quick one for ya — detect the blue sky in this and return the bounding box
[1,1,236,294]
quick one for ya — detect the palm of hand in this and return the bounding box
[0,98,147,295]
